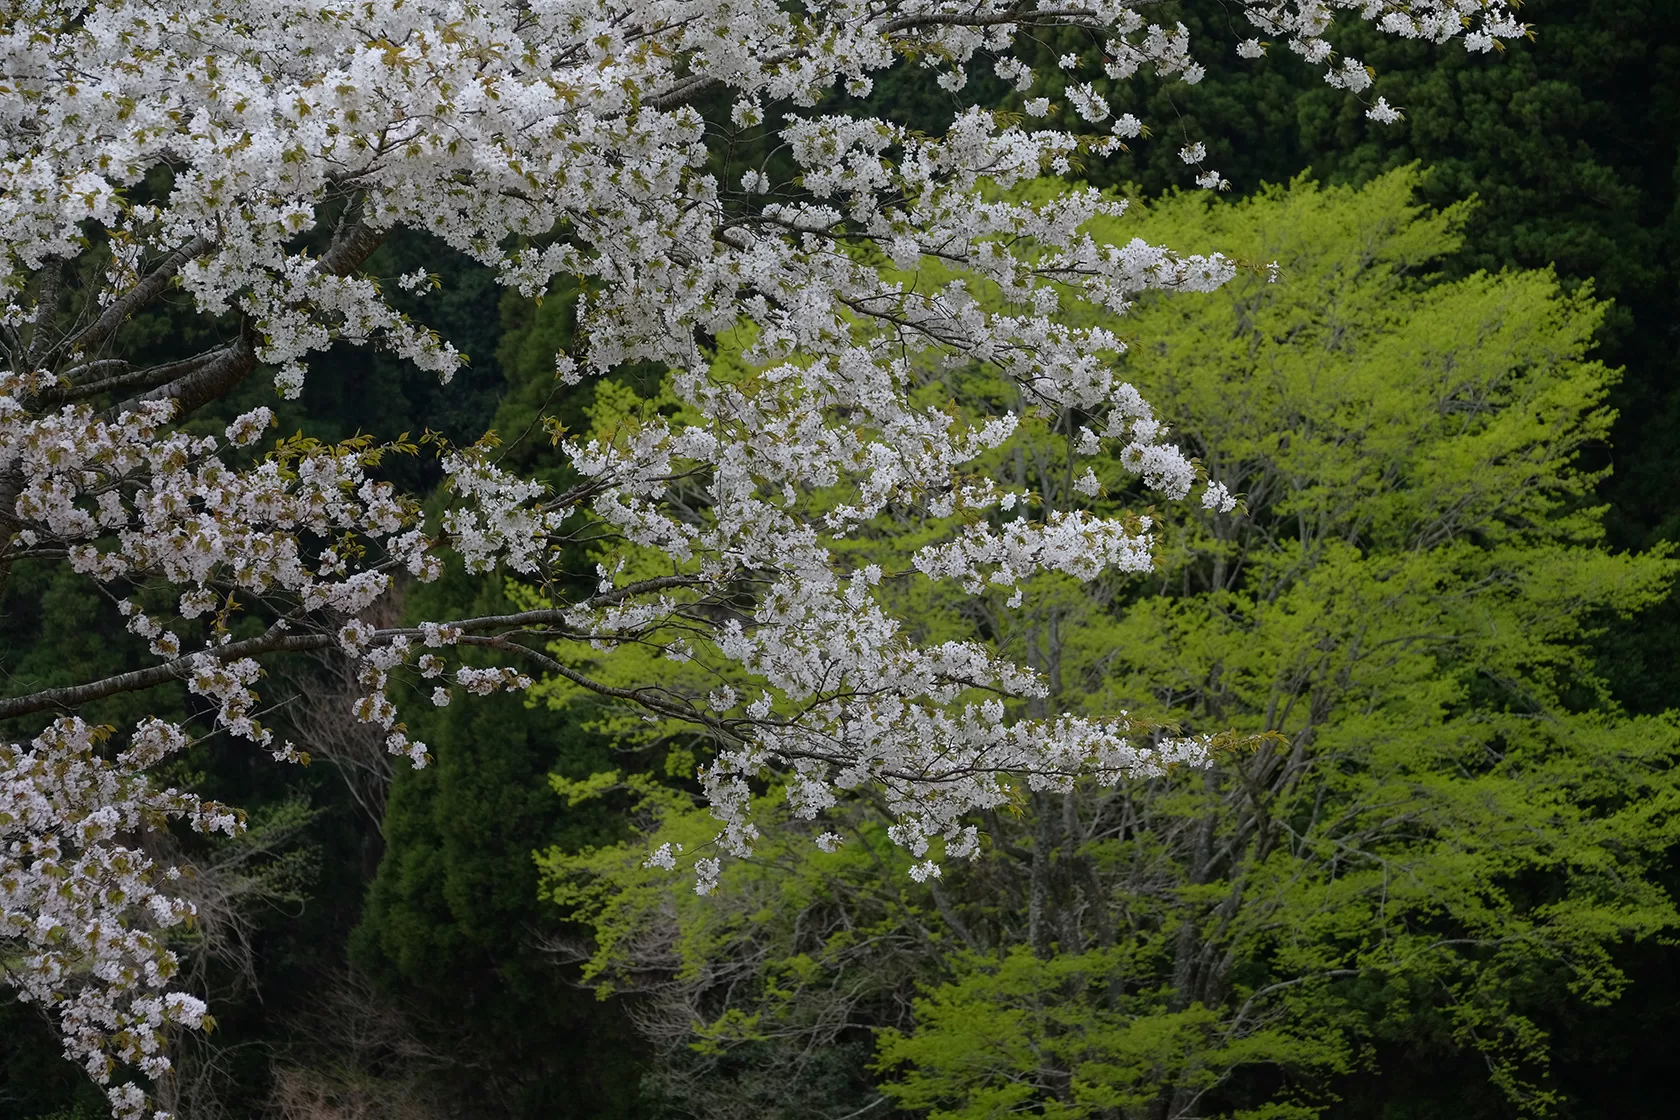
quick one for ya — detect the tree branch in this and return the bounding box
[44,349,224,408]
[64,236,215,360]
[0,576,704,722]
[106,218,390,418]
[25,259,64,366]
[383,575,707,638]
[318,216,387,278]
[0,626,331,722]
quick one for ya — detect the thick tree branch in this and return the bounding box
[0,626,332,722]
[123,322,260,417]
[25,259,64,366]
[318,216,388,277]
[105,219,390,418]
[64,236,215,360]
[44,349,225,409]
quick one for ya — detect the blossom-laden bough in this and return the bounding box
[0,0,1523,1114]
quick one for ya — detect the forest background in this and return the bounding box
[4,0,1678,1117]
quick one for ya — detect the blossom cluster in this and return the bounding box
[0,0,1523,1111]
[1,718,233,1120]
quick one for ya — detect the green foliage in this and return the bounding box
[542,171,1680,1119]
[876,947,1345,1120]
[10,8,1680,1111]
[1009,0,1680,713]
[21,1105,109,1120]
[1016,0,1679,332]
[869,171,1680,1118]
[348,282,648,1118]
[540,774,937,1120]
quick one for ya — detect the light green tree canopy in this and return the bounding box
[539,168,1680,1120]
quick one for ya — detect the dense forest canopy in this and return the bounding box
[3,1,1678,1119]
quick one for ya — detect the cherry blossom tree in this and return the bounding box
[0,0,1524,1114]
